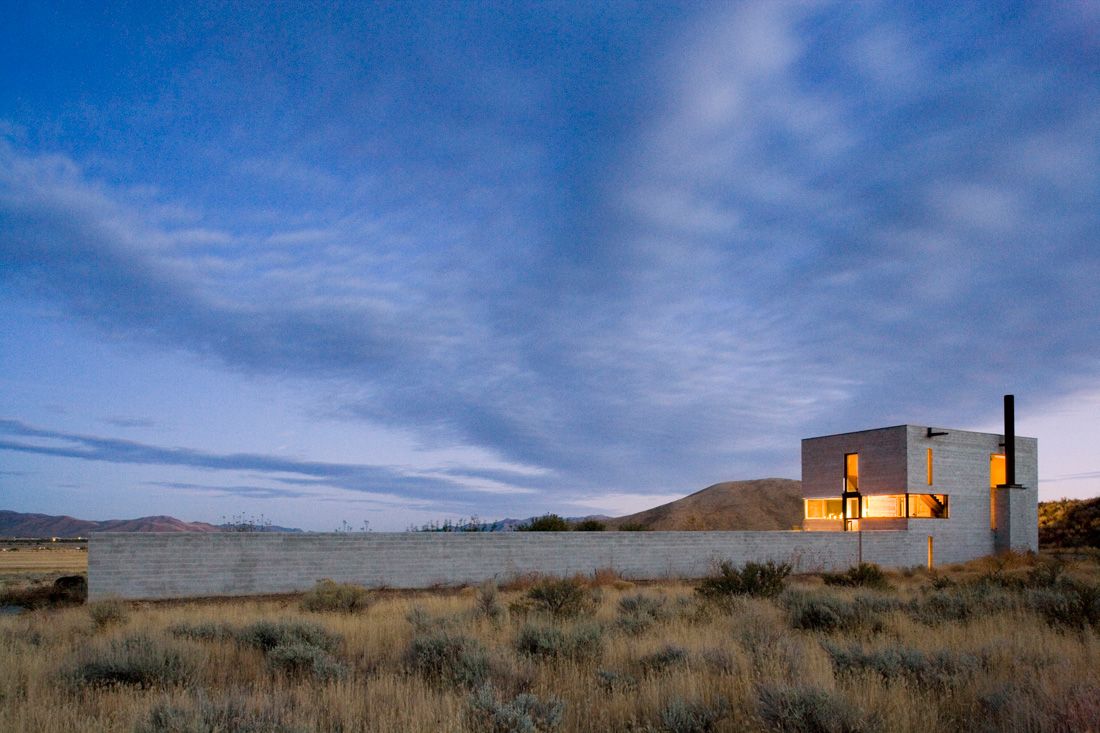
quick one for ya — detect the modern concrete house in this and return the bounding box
[800,396,1038,565]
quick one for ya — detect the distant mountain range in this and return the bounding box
[0,510,302,537]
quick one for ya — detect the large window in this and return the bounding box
[908,493,948,519]
[804,498,843,519]
[862,494,905,518]
[845,453,859,492]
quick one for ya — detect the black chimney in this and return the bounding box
[1003,394,1016,487]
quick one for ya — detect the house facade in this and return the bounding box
[801,423,1038,565]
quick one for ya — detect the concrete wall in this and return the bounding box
[802,425,908,497]
[89,529,944,601]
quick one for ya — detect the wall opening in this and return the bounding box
[927,536,934,568]
[990,454,1005,529]
[845,453,859,491]
[927,448,934,485]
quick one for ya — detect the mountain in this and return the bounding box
[0,510,301,537]
[605,478,804,531]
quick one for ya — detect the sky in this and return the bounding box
[1,1,1099,531]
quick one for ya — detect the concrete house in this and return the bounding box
[800,396,1038,566]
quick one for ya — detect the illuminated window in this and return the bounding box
[908,494,948,519]
[804,498,843,519]
[990,454,1005,487]
[844,453,859,492]
[862,494,905,518]
[926,448,933,485]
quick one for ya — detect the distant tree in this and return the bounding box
[574,519,606,531]
[618,522,650,532]
[516,514,570,532]
[221,513,272,533]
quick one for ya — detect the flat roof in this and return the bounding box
[802,424,1036,441]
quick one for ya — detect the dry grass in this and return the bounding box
[1,553,1098,732]
[0,546,87,576]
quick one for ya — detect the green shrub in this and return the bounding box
[266,641,346,680]
[656,698,730,733]
[787,596,845,633]
[756,683,878,733]
[616,593,669,635]
[168,621,234,642]
[517,514,570,531]
[821,641,981,688]
[475,580,506,624]
[67,634,195,689]
[466,685,565,732]
[908,585,1017,625]
[299,579,372,614]
[526,577,598,619]
[88,599,129,629]
[696,561,791,602]
[574,519,606,531]
[821,563,890,590]
[236,620,340,653]
[514,623,604,662]
[639,644,689,673]
[405,631,491,688]
[135,693,302,733]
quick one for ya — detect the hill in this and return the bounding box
[0,511,301,537]
[606,478,803,531]
[1039,497,1100,548]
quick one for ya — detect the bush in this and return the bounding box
[0,576,86,609]
[135,693,302,733]
[821,641,981,688]
[517,514,570,531]
[67,634,195,688]
[236,620,340,653]
[757,683,878,733]
[514,623,604,662]
[168,621,234,642]
[596,668,638,692]
[657,698,730,733]
[639,644,689,673]
[821,563,890,590]
[88,599,129,629]
[1025,581,1100,628]
[526,577,598,619]
[266,641,346,680]
[299,579,372,614]
[696,560,791,602]
[617,593,669,635]
[406,631,491,688]
[466,685,565,732]
[475,580,506,624]
[574,519,606,531]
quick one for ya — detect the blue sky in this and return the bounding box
[1,2,1099,530]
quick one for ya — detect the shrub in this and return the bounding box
[574,519,606,531]
[67,634,195,689]
[266,641,346,680]
[0,576,86,609]
[787,596,845,633]
[821,563,890,590]
[517,514,570,531]
[639,644,689,673]
[236,620,340,653]
[135,693,301,733]
[514,623,604,662]
[405,631,491,688]
[88,599,129,629]
[696,560,791,602]
[596,668,638,692]
[617,593,669,635]
[299,579,372,614]
[526,577,598,619]
[756,683,878,733]
[700,648,737,674]
[475,580,506,624]
[821,641,981,688]
[1025,581,1100,628]
[466,685,565,732]
[657,698,730,733]
[168,621,234,641]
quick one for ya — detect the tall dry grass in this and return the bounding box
[0,554,1097,732]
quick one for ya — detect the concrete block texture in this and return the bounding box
[90,528,978,601]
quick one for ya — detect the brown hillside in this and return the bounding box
[0,511,223,537]
[606,478,803,531]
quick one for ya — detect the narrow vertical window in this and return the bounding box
[926,448,933,485]
[927,536,934,569]
[844,453,859,492]
[990,454,1005,530]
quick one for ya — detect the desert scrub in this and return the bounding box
[617,593,669,635]
[656,697,731,733]
[475,580,506,624]
[783,591,898,633]
[695,560,791,603]
[756,683,880,733]
[87,598,129,629]
[466,685,565,732]
[821,640,982,688]
[821,563,890,590]
[638,644,689,674]
[236,619,340,653]
[525,577,599,619]
[1024,580,1100,628]
[514,623,604,662]
[266,641,346,680]
[168,621,235,641]
[136,692,303,733]
[405,630,492,688]
[299,578,372,614]
[65,634,196,689]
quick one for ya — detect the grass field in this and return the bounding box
[1,551,1098,732]
[0,546,87,576]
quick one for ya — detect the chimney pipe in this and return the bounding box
[1003,394,1016,486]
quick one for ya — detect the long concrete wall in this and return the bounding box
[88,530,949,601]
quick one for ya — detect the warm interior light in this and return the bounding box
[862,494,905,518]
[990,454,1005,487]
[845,453,859,491]
[804,498,843,519]
[927,448,933,485]
[908,493,948,519]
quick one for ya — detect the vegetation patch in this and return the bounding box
[135,693,302,733]
[821,563,891,590]
[514,623,604,662]
[695,560,791,603]
[466,685,565,732]
[756,683,879,733]
[821,641,982,688]
[236,620,340,654]
[299,579,372,614]
[405,630,492,688]
[525,577,599,619]
[656,697,731,733]
[66,634,195,689]
[266,641,346,680]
